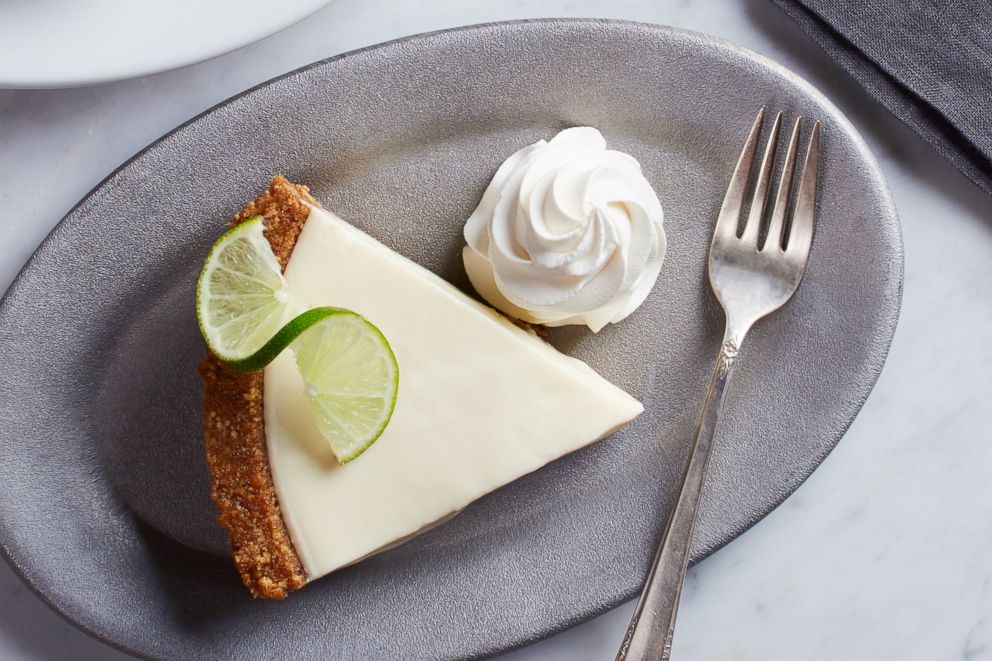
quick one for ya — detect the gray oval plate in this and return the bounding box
[0,19,901,661]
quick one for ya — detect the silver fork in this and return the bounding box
[616,107,821,661]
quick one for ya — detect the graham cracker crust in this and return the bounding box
[198,176,316,599]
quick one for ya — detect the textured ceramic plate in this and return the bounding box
[0,0,334,88]
[0,20,901,660]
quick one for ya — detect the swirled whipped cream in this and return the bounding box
[463,127,666,332]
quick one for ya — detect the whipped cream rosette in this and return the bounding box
[463,127,666,332]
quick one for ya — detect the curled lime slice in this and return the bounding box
[197,215,398,461]
[293,310,399,463]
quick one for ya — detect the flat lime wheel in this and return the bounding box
[293,310,399,463]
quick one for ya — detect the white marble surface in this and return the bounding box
[1,1,990,659]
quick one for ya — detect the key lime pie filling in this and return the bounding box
[198,131,665,598]
[265,204,643,579]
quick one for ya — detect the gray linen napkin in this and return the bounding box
[773,0,992,195]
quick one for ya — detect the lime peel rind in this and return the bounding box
[219,306,353,373]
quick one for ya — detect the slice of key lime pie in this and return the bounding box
[199,157,660,598]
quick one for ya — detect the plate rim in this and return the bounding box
[0,18,904,660]
[0,1,335,89]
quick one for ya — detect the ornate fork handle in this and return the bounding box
[616,108,819,660]
[616,331,742,661]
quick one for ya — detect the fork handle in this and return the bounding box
[616,334,741,661]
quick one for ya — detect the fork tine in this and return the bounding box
[714,107,765,243]
[740,112,782,246]
[762,117,801,251]
[785,120,821,262]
